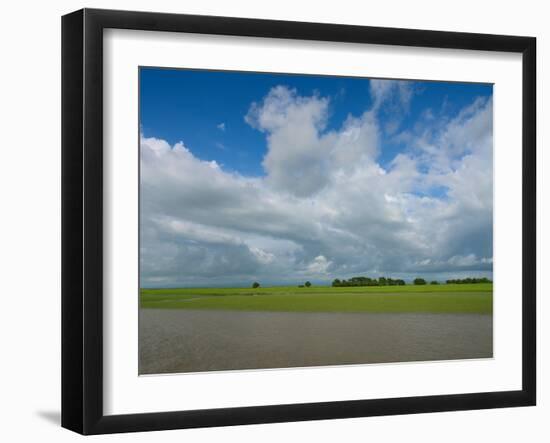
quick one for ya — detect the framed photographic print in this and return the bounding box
[62,8,536,435]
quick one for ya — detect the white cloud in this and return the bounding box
[140,86,493,287]
[217,122,225,131]
[249,247,275,265]
[306,255,332,274]
[245,86,379,197]
[447,254,479,267]
[370,79,414,112]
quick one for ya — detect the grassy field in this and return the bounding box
[140,283,492,314]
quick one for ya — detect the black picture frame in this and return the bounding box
[62,8,536,435]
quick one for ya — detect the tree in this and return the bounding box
[413,278,427,285]
[252,282,260,288]
[430,280,439,285]
[305,281,311,287]
[446,277,493,284]
[332,276,406,287]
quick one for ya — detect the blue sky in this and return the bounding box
[139,67,493,287]
[140,68,492,178]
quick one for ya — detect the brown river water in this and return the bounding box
[139,309,492,375]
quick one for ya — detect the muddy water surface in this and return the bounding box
[139,309,492,374]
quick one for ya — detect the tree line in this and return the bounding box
[445,277,492,284]
[251,276,492,288]
[332,276,406,287]
[332,276,492,287]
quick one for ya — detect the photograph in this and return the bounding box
[138,67,494,375]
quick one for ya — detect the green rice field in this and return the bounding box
[140,283,492,314]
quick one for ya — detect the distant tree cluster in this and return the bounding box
[251,277,490,290]
[446,277,492,284]
[332,276,405,287]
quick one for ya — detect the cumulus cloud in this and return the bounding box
[370,79,414,112]
[245,86,379,197]
[305,255,332,275]
[140,84,493,287]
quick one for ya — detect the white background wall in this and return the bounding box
[0,0,546,441]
